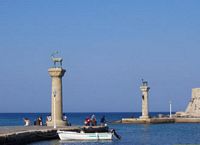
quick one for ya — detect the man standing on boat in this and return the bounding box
[100,115,106,126]
[91,114,97,126]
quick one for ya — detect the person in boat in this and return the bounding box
[84,117,91,126]
[100,115,106,126]
[23,118,31,126]
[91,114,97,126]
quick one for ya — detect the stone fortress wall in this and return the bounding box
[185,88,200,117]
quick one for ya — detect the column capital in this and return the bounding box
[140,86,150,92]
[48,68,66,77]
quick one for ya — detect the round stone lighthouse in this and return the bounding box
[140,80,150,119]
[46,52,67,127]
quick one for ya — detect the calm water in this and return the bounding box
[1,112,200,145]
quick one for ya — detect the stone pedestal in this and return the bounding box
[46,68,67,126]
[140,81,150,119]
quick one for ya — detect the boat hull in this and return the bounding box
[57,131,113,140]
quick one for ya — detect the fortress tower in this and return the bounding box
[140,80,150,119]
[185,88,200,117]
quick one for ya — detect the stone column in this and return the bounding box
[140,81,150,119]
[46,67,67,126]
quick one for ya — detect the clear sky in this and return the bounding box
[0,0,200,113]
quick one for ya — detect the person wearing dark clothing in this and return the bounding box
[100,115,106,126]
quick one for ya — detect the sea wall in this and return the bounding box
[121,118,175,124]
[175,118,200,123]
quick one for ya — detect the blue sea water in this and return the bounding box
[1,112,200,145]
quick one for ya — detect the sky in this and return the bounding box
[0,0,200,113]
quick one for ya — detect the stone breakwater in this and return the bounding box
[119,117,200,124]
[0,126,108,145]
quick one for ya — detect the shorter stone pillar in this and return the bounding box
[140,80,150,119]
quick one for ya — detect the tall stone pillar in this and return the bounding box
[140,80,150,119]
[46,67,67,126]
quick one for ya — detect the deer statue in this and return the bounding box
[51,51,63,68]
[141,78,148,86]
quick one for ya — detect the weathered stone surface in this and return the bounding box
[175,118,200,123]
[140,82,150,119]
[185,88,200,117]
[121,118,175,124]
[47,67,67,126]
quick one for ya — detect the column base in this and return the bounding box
[46,120,67,127]
[139,116,149,119]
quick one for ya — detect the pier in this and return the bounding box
[115,117,200,124]
[121,118,175,124]
[0,126,108,145]
[118,81,200,124]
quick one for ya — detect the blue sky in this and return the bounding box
[0,0,200,112]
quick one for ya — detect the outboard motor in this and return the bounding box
[111,129,121,140]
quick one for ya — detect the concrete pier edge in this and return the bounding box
[119,117,200,124]
[0,126,108,145]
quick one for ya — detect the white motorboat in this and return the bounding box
[57,130,113,140]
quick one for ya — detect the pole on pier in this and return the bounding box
[53,90,56,129]
[169,100,172,118]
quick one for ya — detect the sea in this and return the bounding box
[1,112,200,145]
